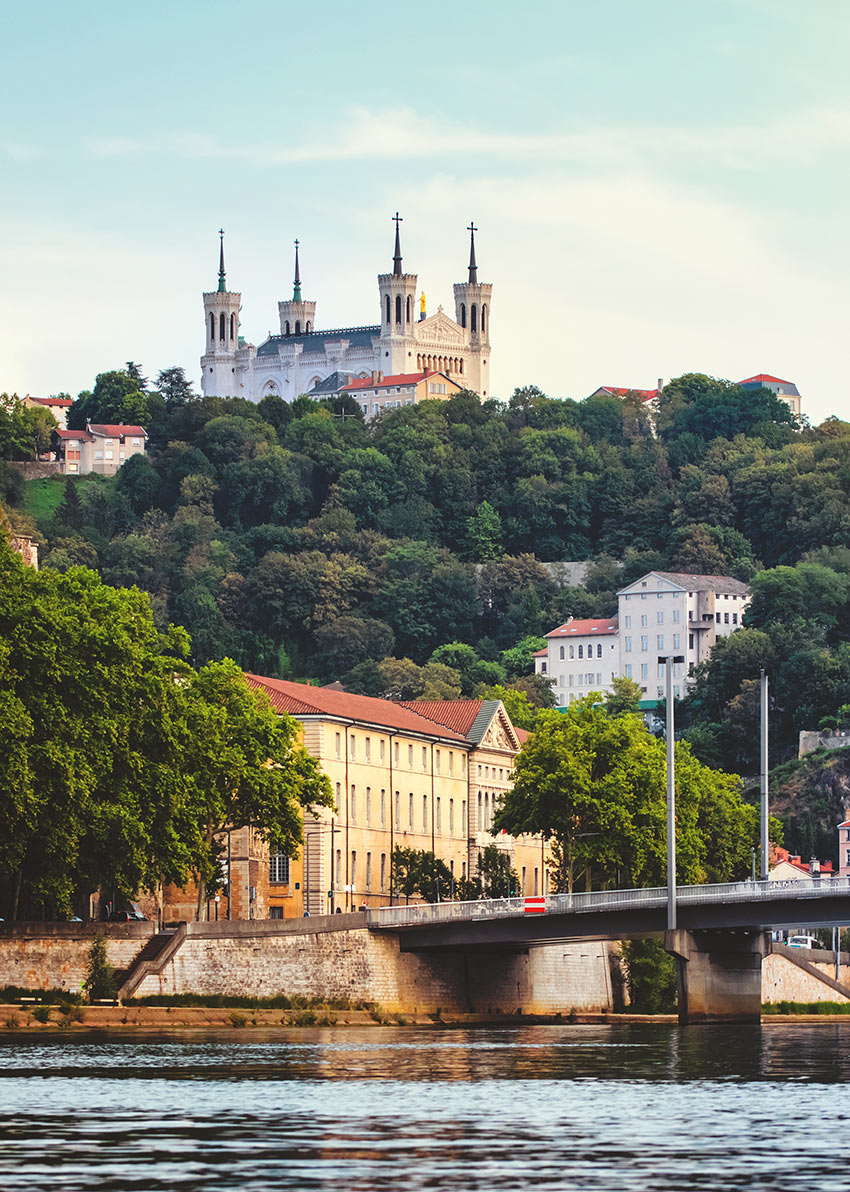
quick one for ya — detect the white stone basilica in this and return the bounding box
[200,217,492,402]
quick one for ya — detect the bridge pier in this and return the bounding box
[665,929,770,1024]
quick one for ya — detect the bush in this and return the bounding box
[621,939,678,1013]
[0,985,82,1006]
[85,933,115,1001]
[31,1005,51,1023]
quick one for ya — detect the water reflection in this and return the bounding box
[0,1025,848,1190]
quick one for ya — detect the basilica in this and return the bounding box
[200,217,492,402]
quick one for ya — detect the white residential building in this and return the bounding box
[536,571,750,706]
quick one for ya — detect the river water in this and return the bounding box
[0,1023,848,1190]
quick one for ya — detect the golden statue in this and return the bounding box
[420,291,426,315]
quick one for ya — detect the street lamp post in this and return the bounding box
[760,668,769,881]
[302,830,321,917]
[659,654,685,931]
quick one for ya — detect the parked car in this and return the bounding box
[108,909,147,922]
[788,934,820,949]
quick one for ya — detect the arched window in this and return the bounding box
[219,311,225,341]
[406,295,411,324]
[395,294,402,324]
[569,645,574,659]
[230,312,235,340]
[481,304,487,334]
[559,646,565,660]
[209,312,214,342]
[578,644,583,659]
[597,643,602,658]
[305,322,311,333]
[471,304,477,333]
[459,359,464,374]
[294,320,301,335]
[460,303,466,328]
[285,320,290,335]
[385,295,391,325]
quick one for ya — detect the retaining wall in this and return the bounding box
[0,923,154,993]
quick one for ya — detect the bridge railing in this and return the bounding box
[366,876,850,930]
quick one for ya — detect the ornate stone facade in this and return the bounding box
[200,220,492,403]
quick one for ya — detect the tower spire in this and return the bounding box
[293,239,301,301]
[392,211,403,276]
[217,228,226,292]
[467,221,478,284]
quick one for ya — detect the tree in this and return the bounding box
[499,635,547,679]
[390,847,453,904]
[85,933,115,1001]
[605,676,644,717]
[494,697,757,892]
[475,844,519,897]
[466,501,503,560]
[68,370,150,430]
[156,367,197,405]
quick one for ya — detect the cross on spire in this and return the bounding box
[217,228,227,292]
[392,211,403,276]
[293,238,301,301]
[467,221,478,285]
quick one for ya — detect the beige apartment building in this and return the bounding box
[54,423,147,475]
[219,678,544,920]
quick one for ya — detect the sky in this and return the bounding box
[2,0,849,423]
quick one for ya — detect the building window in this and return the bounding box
[380,739,385,762]
[351,851,356,887]
[673,634,680,650]
[395,294,402,324]
[625,615,631,629]
[724,613,730,624]
[408,743,413,766]
[624,636,632,653]
[673,609,680,623]
[365,736,371,761]
[569,645,574,659]
[395,791,400,828]
[657,635,664,650]
[435,749,441,773]
[569,675,574,687]
[597,643,602,658]
[423,795,428,831]
[335,848,342,886]
[732,613,738,624]
[689,633,694,649]
[269,853,289,884]
[365,786,371,825]
[449,752,454,774]
[269,906,283,919]
[366,852,372,891]
[641,663,648,680]
[641,636,648,651]
[350,735,356,761]
[578,645,583,659]
[657,611,664,624]
[381,788,386,826]
[716,612,721,623]
[409,793,414,829]
[641,615,648,628]
[394,741,399,764]
[560,645,565,660]
[460,303,466,328]
[625,664,632,678]
[350,785,356,822]
[380,853,386,891]
[436,798,441,834]
[449,798,454,833]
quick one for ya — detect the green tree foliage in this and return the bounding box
[85,933,115,1001]
[621,939,677,1013]
[475,844,519,897]
[390,847,453,903]
[0,542,332,920]
[494,698,758,892]
[605,676,644,716]
[69,370,150,430]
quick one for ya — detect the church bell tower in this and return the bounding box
[453,223,492,397]
[378,213,418,374]
[201,230,242,397]
[278,240,317,336]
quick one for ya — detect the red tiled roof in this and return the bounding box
[32,396,73,408]
[533,647,548,657]
[244,674,468,741]
[739,374,790,386]
[88,424,147,437]
[342,372,424,390]
[399,700,484,736]
[341,371,453,392]
[55,428,94,441]
[515,727,530,744]
[597,386,658,401]
[545,618,618,638]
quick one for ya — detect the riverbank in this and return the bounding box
[0,1003,676,1029]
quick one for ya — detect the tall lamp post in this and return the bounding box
[302,830,321,917]
[759,668,769,881]
[659,654,685,931]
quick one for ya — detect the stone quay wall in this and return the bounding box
[0,923,154,993]
[135,916,615,1015]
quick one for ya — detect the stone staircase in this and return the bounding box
[115,924,187,1001]
[772,943,850,1001]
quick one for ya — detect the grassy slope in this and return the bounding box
[21,474,113,530]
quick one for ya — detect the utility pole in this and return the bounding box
[661,655,684,931]
[760,669,769,881]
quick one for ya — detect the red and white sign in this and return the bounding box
[524,897,546,914]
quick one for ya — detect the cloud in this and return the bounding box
[86,103,850,173]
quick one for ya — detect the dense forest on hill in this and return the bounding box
[5,367,850,809]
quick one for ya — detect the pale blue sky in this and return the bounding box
[2,0,849,420]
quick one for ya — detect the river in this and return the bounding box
[0,1023,848,1190]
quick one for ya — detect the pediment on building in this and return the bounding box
[415,310,464,346]
[479,706,521,753]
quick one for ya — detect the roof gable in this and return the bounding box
[545,617,618,638]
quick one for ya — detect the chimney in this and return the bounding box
[371,370,382,384]
[657,378,663,393]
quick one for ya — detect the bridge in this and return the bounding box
[367,877,850,1023]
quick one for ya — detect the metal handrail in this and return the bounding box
[366,876,850,930]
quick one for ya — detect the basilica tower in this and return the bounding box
[377,213,418,374]
[453,223,492,397]
[201,230,242,397]
[278,240,317,336]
